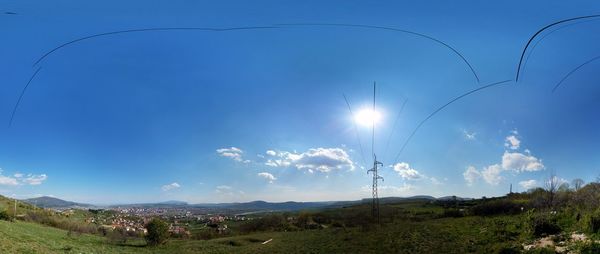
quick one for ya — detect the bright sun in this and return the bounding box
[354,108,382,127]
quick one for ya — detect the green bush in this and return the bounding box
[494,244,520,254]
[586,209,600,233]
[579,242,600,254]
[145,218,169,246]
[239,214,290,233]
[0,209,11,221]
[523,247,555,254]
[528,214,561,237]
[471,200,522,216]
[22,210,98,234]
[441,209,464,218]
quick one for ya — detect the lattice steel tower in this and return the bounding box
[368,155,383,222]
[367,82,384,223]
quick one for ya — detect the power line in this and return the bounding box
[277,23,480,83]
[9,67,42,127]
[393,80,512,163]
[343,94,368,167]
[521,18,600,79]
[552,55,600,93]
[383,98,408,162]
[11,23,481,127]
[515,14,600,82]
[366,82,383,223]
[372,82,376,159]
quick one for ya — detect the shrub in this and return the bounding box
[22,210,98,234]
[579,242,600,254]
[441,209,464,218]
[107,228,128,244]
[239,214,290,233]
[193,229,218,240]
[145,218,169,246]
[0,210,11,221]
[494,244,520,254]
[471,200,522,216]
[587,209,600,233]
[528,214,561,237]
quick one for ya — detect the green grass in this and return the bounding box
[0,213,530,253]
[2,195,598,253]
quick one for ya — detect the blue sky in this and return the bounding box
[1,0,600,204]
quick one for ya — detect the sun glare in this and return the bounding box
[354,108,382,127]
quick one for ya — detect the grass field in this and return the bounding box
[0,210,532,253]
[2,194,600,253]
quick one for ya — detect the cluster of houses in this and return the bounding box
[83,206,254,237]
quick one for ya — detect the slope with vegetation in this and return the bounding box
[1,179,600,253]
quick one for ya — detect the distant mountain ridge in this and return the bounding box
[19,195,472,211]
[22,196,93,209]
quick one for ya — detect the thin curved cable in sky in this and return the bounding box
[521,18,600,76]
[16,23,480,127]
[552,55,600,93]
[33,26,279,66]
[392,79,512,163]
[277,23,480,83]
[343,94,368,167]
[383,98,407,162]
[9,67,42,127]
[34,23,481,83]
[515,14,600,82]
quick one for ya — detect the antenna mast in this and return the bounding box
[367,82,384,223]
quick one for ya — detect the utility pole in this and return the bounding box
[368,155,383,223]
[367,82,384,224]
[14,198,17,216]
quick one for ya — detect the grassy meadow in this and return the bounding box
[2,186,600,253]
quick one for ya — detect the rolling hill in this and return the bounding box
[22,196,93,209]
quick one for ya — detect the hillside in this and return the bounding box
[2,192,600,253]
[0,195,37,215]
[22,196,92,209]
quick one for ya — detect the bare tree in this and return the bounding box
[572,178,585,191]
[545,173,560,207]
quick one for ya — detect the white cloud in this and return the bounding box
[264,147,354,173]
[265,160,279,167]
[0,175,19,186]
[257,172,277,183]
[481,164,503,185]
[463,130,476,140]
[217,147,242,154]
[161,182,180,191]
[519,179,538,190]
[217,185,233,191]
[216,147,244,162]
[505,135,521,150]
[215,185,236,196]
[362,183,413,195]
[266,150,277,156]
[392,162,422,180]
[22,174,47,185]
[463,166,481,185]
[464,151,544,186]
[463,131,546,186]
[0,168,48,186]
[429,177,442,185]
[501,151,544,172]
